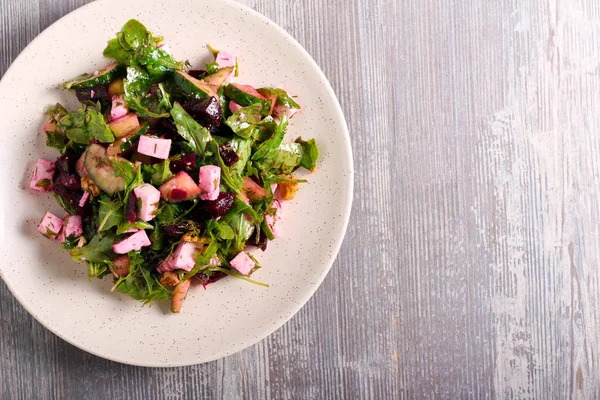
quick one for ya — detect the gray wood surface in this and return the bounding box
[2,0,599,398]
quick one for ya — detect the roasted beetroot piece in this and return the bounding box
[154,118,179,140]
[246,227,268,251]
[163,221,202,238]
[56,174,81,191]
[188,70,208,80]
[219,144,239,166]
[126,192,137,223]
[54,149,77,181]
[170,153,196,173]
[191,192,235,220]
[51,184,89,216]
[195,271,227,289]
[182,97,222,126]
[75,85,109,101]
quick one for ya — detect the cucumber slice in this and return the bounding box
[63,63,123,90]
[174,71,216,98]
[223,83,271,116]
[84,144,127,194]
[202,67,234,93]
[173,67,234,99]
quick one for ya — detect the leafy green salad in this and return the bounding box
[31,19,319,313]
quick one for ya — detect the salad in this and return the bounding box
[30,20,319,313]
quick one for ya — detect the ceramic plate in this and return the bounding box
[0,0,352,366]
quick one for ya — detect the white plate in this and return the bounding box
[0,0,352,366]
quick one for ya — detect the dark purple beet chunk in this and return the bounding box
[182,97,222,126]
[246,228,268,251]
[188,70,208,79]
[196,271,227,289]
[154,118,179,140]
[75,85,109,101]
[191,192,235,220]
[219,144,239,166]
[51,184,88,216]
[53,149,77,181]
[170,154,196,173]
[171,188,188,200]
[57,174,81,191]
[126,193,137,223]
[163,221,202,238]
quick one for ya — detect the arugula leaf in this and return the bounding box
[296,137,319,171]
[116,220,153,235]
[123,66,171,118]
[58,107,114,144]
[209,140,242,192]
[46,131,70,152]
[98,196,124,232]
[150,159,173,186]
[114,252,170,305]
[86,261,110,279]
[225,103,263,138]
[52,193,78,215]
[206,219,235,240]
[203,265,269,287]
[111,157,142,190]
[103,19,186,81]
[260,142,303,175]
[205,62,219,74]
[252,114,288,161]
[229,137,252,175]
[170,103,212,155]
[71,233,116,263]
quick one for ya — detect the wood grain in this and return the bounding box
[2,0,600,398]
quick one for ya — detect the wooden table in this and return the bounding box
[2,0,599,398]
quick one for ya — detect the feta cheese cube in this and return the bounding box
[230,251,255,275]
[133,183,161,221]
[215,51,237,82]
[198,165,220,201]
[30,159,55,192]
[157,242,198,273]
[137,135,172,159]
[112,230,151,254]
[265,200,284,238]
[38,212,63,239]
[110,95,128,120]
[59,214,83,242]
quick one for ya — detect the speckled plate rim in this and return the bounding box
[0,0,353,367]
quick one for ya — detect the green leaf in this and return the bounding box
[121,19,149,51]
[46,131,70,152]
[229,137,252,175]
[97,196,124,232]
[296,137,319,171]
[116,220,153,235]
[71,233,116,263]
[205,62,219,74]
[123,66,171,118]
[170,103,212,155]
[103,38,131,64]
[150,159,173,186]
[209,140,242,193]
[203,265,268,287]
[225,103,263,138]
[252,114,288,161]
[86,261,110,279]
[59,108,114,144]
[260,142,304,175]
[35,179,52,190]
[52,193,77,215]
[114,251,170,305]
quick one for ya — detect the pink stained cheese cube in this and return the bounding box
[38,212,63,240]
[133,183,161,221]
[198,165,220,201]
[137,136,172,159]
[230,251,255,276]
[112,230,151,254]
[30,159,55,192]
